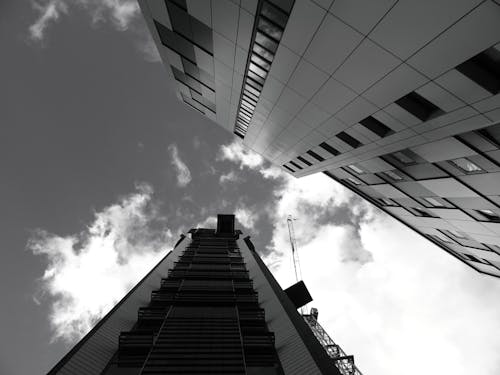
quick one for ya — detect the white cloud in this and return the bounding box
[218,140,264,169]
[29,0,68,41]
[219,170,241,185]
[28,184,174,342]
[195,216,217,229]
[29,0,139,41]
[168,144,192,187]
[235,206,259,230]
[27,0,160,61]
[218,139,286,179]
[271,214,500,375]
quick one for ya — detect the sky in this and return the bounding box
[2,1,500,374]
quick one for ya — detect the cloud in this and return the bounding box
[27,0,161,61]
[29,0,68,41]
[219,170,241,185]
[218,139,285,180]
[218,140,264,169]
[290,214,500,375]
[28,183,175,342]
[195,216,217,229]
[168,144,192,187]
[235,206,259,230]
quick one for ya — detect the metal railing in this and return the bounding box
[303,310,363,375]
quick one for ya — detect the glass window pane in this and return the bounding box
[477,209,500,221]
[251,53,272,71]
[255,31,278,53]
[258,17,283,41]
[245,84,261,97]
[347,177,361,185]
[242,95,257,106]
[244,89,259,102]
[239,112,252,121]
[384,170,403,181]
[247,71,266,86]
[423,197,444,207]
[393,151,416,165]
[246,77,263,91]
[348,165,364,174]
[249,62,268,79]
[450,158,483,173]
[240,107,253,118]
[253,43,274,62]
[241,101,255,111]
[261,1,288,28]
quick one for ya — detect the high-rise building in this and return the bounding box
[139,0,500,277]
[47,215,360,375]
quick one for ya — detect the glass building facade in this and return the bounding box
[140,0,500,277]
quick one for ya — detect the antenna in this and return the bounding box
[287,215,302,283]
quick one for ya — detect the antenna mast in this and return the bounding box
[287,215,302,282]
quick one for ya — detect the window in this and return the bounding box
[359,116,394,138]
[455,46,500,95]
[449,157,484,174]
[251,53,272,71]
[461,253,486,264]
[336,132,362,148]
[478,124,500,147]
[476,209,500,222]
[422,197,445,207]
[377,198,398,206]
[383,170,404,181]
[289,161,303,170]
[257,17,283,41]
[297,156,312,166]
[307,150,324,161]
[283,165,294,173]
[442,229,468,239]
[233,0,293,139]
[429,234,454,244]
[408,207,433,217]
[253,43,274,62]
[392,150,417,165]
[346,177,361,185]
[348,165,364,174]
[255,31,279,53]
[319,142,340,156]
[261,1,289,28]
[395,91,443,121]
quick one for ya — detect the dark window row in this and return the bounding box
[234,0,294,138]
[153,5,218,117]
[279,45,500,170]
[456,46,500,95]
[165,0,214,54]
[283,142,340,174]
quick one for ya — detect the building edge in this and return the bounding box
[46,235,187,375]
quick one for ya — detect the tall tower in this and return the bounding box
[47,215,356,374]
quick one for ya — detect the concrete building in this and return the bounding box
[139,0,500,277]
[46,215,359,375]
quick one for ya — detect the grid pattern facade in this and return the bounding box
[140,0,500,277]
[325,123,500,277]
[104,229,283,374]
[139,0,261,133]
